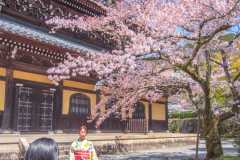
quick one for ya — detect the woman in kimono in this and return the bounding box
[68,126,98,160]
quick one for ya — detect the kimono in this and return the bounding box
[68,138,98,160]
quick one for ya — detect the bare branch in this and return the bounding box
[202,24,232,44]
[183,41,202,69]
[194,64,199,76]
[218,111,235,124]
[180,25,195,33]
[186,84,198,107]
[221,49,232,83]
[233,72,240,83]
[201,3,224,16]
[183,83,204,113]
[177,64,204,87]
[228,32,240,46]
[175,35,199,41]
[136,57,161,61]
[220,49,240,121]
[210,58,224,67]
[199,0,240,28]
[183,24,232,72]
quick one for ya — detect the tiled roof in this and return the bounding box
[0,18,100,53]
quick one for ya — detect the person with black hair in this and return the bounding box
[68,125,98,160]
[25,137,59,160]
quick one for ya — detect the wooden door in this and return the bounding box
[17,86,54,132]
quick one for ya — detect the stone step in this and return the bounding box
[58,145,71,151]
[59,150,69,156]
[57,142,72,146]
[59,155,68,160]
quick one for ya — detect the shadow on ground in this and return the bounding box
[95,136,128,156]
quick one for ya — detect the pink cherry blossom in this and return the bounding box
[47,1,240,158]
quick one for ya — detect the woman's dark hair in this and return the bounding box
[25,137,59,160]
[78,125,88,134]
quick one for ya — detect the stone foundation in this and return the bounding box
[0,152,19,160]
[93,135,196,156]
[0,133,197,159]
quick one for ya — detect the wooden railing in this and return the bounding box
[124,119,148,135]
[61,115,96,132]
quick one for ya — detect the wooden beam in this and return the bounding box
[0,59,50,76]
[0,59,11,68]
[63,86,96,94]
[0,76,6,81]
[70,76,99,85]
[0,59,98,85]
[13,78,56,88]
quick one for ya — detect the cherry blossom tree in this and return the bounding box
[46,0,240,158]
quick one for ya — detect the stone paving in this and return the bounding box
[99,139,237,160]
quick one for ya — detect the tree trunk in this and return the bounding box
[204,118,223,159]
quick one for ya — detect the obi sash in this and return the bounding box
[74,151,90,160]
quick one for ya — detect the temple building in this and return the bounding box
[0,0,168,134]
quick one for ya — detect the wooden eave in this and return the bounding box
[1,0,115,50]
[0,29,70,61]
[53,0,107,16]
[0,29,99,84]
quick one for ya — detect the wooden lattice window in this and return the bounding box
[17,86,54,132]
[69,93,91,116]
[132,102,145,119]
[105,99,121,118]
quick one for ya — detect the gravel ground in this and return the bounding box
[99,139,237,160]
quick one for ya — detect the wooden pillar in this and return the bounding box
[54,81,63,134]
[148,102,152,131]
[165,97,169,130]
[95,90,101,133]
[1,68,13,133]
[11,84,20,131]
